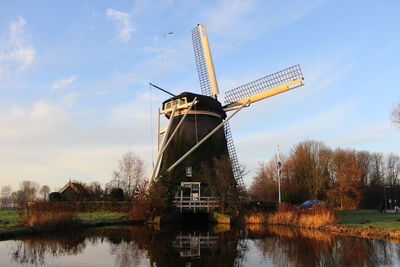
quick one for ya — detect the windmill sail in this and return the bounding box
[192,24,219,99]
[224,122,247,197]
[224,65,304,110]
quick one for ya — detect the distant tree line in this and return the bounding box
[249,140,400,209]
[1,181,50,207]
[0,151,146,206]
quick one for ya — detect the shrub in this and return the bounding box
[49,192,65,202]
[130,199,152,221]
[110,188,124,201]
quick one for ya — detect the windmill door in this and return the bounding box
[181,182,201,200]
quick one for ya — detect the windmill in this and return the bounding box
[147,24,304,211]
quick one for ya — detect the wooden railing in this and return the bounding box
[173,196,218,212]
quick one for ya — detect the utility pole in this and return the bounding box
[277,145,282,203]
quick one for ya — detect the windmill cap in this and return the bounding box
[163,92,226,119]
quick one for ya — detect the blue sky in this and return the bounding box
[0,0,399,190]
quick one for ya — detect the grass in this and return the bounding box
[0,210,22,232]
[78,211,130,224]
[338,209,400,229]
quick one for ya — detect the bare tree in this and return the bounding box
[39,185,50,200]
[109,152,145,197]
[1,185,12,198]
[391,102,400,128]
[370,153,385,187]
[355,151,371,186]
[88,181,103,200]
[17,180,40,204]
[285,140,331,200]
[249,161,278,202]
[386,154,400,186]
[1,185,12,207]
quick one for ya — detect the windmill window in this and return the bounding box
[186,166,192,177]
[165,103,171,109]
[191,184,199,193]
[172,100,179,106]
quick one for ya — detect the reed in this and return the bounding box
[245,212,268,224]
[267,203,337,229]
[23,202,81,231]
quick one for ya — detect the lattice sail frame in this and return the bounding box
[224,123,247,197]
[192,25,219,98]
[224,64,303,105]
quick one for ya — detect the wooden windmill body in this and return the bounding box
[148,24,304,212]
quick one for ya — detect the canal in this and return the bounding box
[0,224,399,266]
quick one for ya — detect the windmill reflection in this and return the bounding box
[172,231,218,258]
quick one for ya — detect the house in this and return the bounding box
[59,181,90,201]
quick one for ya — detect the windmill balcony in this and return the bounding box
[173,196,218,213]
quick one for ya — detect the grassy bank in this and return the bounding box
[0,210,23,233]
[0,209,133,240]
[338,210,400,228]
[246,206,400,241]
[325,209,400,241]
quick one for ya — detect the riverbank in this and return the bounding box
[253,208,400,242]
[0,209,138,240]
[325,210,400,241]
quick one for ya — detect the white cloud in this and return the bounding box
[202,0,324,45]
[0,98,154,188]
[62,92,80,107]
[50,75,78,90]
[106,8,136,42]
[0,16,36,73]
[0,102,71,144]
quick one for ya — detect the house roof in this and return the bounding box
[59,181,90,196]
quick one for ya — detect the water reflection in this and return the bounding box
[248,225,400,267]
[3,224,400,266]
[10,234,86,265]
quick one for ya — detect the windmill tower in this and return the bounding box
[148,24,304,212]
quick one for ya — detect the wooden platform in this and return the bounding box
[173,196,218,213]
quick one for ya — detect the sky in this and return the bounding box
[0,0,399,191]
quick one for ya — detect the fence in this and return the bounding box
[173,196,218,213]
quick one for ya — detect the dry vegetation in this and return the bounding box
[130,199,151,221]
[245,212,268,224]
[266,203,337,229]
[23,202,81,231]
